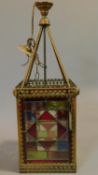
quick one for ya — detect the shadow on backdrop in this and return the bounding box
[0,141,19,173]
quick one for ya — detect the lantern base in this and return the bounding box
[19,163,76,173]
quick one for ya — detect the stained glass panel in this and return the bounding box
[23,100,70,162]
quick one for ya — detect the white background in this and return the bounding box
[0,0,98,175]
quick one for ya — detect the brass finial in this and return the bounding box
[36,1,53,17]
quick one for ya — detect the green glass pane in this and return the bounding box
[38,131,48,138]
[47,101,65,110]
[27,151,47,160]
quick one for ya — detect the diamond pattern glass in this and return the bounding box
[23,100,70,162]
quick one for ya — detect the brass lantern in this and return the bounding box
[13,1,79,173]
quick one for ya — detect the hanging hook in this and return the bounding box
[21,38,34,66]
[20,1,45,82]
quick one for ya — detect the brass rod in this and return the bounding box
[32,87,75,91]
[69,112,72,130]
[47,27,70,87]
[31,2,36,37]
[43,27,47,84]
[21,27,43,88]
[16,87,73,90]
